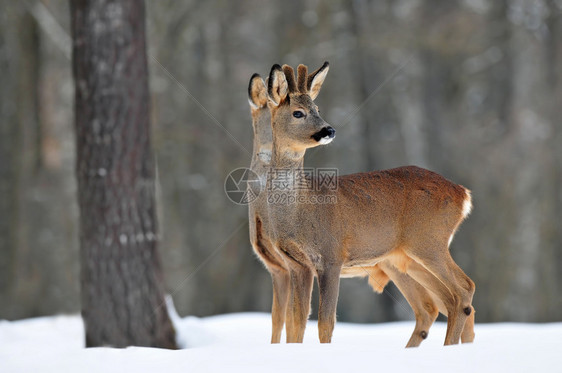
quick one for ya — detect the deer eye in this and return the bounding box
[293,111,305,119]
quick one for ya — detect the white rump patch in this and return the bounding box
[448,233,455,248]
[449,189,473,248]
[319,136,334,145]
[462,189,473,218]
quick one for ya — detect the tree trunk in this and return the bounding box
[71,0,177,348]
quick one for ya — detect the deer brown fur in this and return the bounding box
[265,62,476,345]
[248,68,474,347]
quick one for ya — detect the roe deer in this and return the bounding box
[249,75,445,346]
[248,71,474,347]
[265,62,475,345]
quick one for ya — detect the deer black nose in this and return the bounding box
[312,126,336,142]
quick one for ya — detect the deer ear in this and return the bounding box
[307,61,329,100]
[268,64,289,106]
[248,73,268,109]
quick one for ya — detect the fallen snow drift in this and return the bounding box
[1,313,560,372]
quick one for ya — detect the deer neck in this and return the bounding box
[250,109,273,176]
[271,138,305,172]
[251,138,272,174]
[248,143,270,201]
[267,137,312,224]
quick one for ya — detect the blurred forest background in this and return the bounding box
[1,0,561,324]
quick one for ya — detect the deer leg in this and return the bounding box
[434,297,475,344]
[461,306,475,343]
[317,265,342,343]
[253,235,291,343]
[407,246,475,345]
[285,264,314,343]
[403,260,476,345]
[378,262,439,348]
[270,267,290,343]
[403,260,459,344]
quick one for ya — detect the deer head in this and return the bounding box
[267,62,335,154]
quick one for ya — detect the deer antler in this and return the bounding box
[297,64,308,93]
[282,65,297,93]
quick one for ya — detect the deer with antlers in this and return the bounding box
[247,73,475,347]
[260,62,475,346]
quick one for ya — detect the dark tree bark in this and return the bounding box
[71,0,177,348]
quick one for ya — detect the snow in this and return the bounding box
[1,312,560,373]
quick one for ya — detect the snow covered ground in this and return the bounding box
[1,311,560,372]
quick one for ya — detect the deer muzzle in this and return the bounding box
[312,126,336,144]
